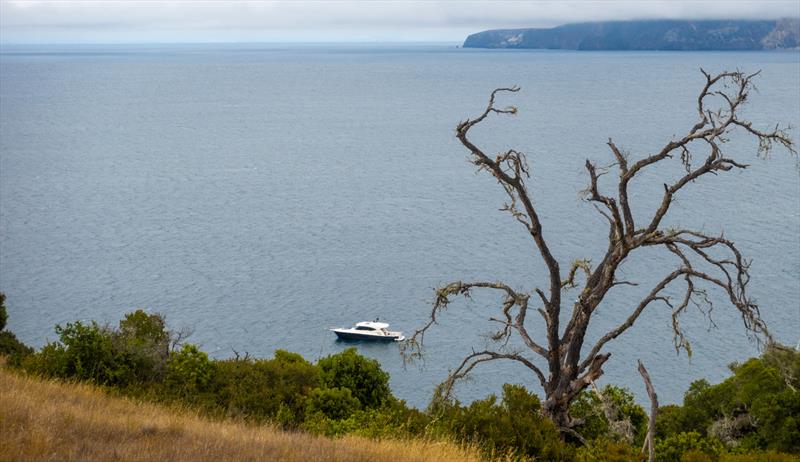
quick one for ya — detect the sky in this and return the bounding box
[1,0,799,44]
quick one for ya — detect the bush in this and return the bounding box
[317,348,391,409]
[0,331,33,366]
[719,451,800,462]
[0,293,33,366]
[657,348,800,454]
[210,350,319,425]
[165,343,215,398]
[654,432,725,462]
[24,320,138,385]
[682,450,716,462]
[306,386,361,420]
[21,311,175,387]
[115,310,170,382]
[574,438,644,461]
[302,396,429,438]
[433,384,570,461]
[656,404,688,439]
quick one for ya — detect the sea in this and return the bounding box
[1,43,798,408]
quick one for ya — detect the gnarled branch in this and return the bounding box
[409,71,794,432]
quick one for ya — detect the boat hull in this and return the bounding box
[332,330,402,342]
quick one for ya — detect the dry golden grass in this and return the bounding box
[0,367,483,462]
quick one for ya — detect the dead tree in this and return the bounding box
[404,70,795,434]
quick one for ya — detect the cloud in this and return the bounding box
[1,0,798,43]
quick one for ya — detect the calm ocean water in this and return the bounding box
[1,44,798,408]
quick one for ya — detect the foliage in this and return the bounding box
[317,348,391,409]
[718,451,800,462]
[656,404,688,439]
[574,438,645,462]
[0,293,33,366]
[22,310,172,387]
[114,310,171,382]
[306,387,361,420]
[302,396,429,438]
[656,348,800,454]
[654,432,725,462]
[6,307,798,461]
[571,385,648,444]
[23,320,130,385]
[210,350,319,425]
[165,343,215,399]
[353,397,430,438]
[0,331,33,366]
[431,384,571,461]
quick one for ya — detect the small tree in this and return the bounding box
[317,348,392,409]
[116,310,171,381]
[405,70,795,434]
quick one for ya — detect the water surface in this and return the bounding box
[1,44,798,407]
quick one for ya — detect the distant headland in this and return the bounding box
[463,18,800,50]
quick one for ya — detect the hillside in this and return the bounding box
[0,367,482,462]
[463,18,800,50]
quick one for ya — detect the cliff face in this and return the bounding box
[463,19,800,50]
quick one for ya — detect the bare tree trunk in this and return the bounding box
[638,360,657,462]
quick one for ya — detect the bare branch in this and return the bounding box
[584,160,625,242]
[454,86,564,382]
[562,259,592,289]
[436,349,547,401]
[622,70,796,234]
[608,139,636,237]
[415,72,791,431]
[580,269,683,373]
[403,280,548,361]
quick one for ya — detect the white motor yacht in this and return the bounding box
[330,321,404,342]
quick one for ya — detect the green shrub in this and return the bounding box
[433,384,570,461]
[654,432,725,462]
[115,310,170,382]
[355,397,430,438]
[317,348,391,409]
[210,350,319,425]
[24,320,136,385]
[730,354,800,453]
[0,331,33,366]
[681,450,716,462]
[574,438,644,461]
[302,396,429,438]
[306,386,361,420]
[21,311,175,387]
[719,451,800,462]
[656,404,688,439]
[165,343,215,398]
[0,293,33,366]
[657,348,800,454]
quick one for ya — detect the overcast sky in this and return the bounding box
[1,0,798,44]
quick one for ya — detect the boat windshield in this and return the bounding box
[355,326,375,331]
